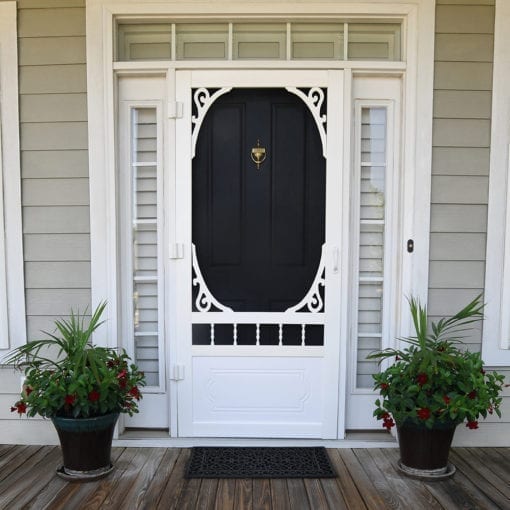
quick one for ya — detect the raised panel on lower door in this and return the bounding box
[191,356,324,437]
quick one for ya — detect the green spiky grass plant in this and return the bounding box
[368,295,505,431]
[4,302,145,418]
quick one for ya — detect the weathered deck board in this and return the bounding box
[214,478,236,510]
[270,479,291,510]
[155,447,191,510]
[0,446,508,509]
[195,477,219,510]
[0,446,61,509]
[253,478,272,510]
[286,478,311,510]
[367,448,442,510]
[326,449,366,510]
[234,478,253,510]
[449,449,510,508]
[43,447,127,510]
[338,449,389,509]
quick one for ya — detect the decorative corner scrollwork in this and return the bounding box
[285,244,326,313]
[192,243,233,313]
[286,87,327,158]
[191,87,233,158]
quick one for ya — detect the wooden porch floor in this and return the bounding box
[0,445,508,509]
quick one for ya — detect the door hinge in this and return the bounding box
[170,364,185,381]
[170,243,184,259]
[168,102,184,119]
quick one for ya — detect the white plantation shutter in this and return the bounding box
[130,108,162,387]
[356,106,387,388]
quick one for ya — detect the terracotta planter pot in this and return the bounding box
[397,421,457,479]
[52,413,119,481]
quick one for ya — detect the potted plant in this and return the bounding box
[4,302,145,481]
[368,295,505,479]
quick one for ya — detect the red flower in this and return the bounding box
[417,408,431,420]
[117,369,127,380]
[129,386,141,400]
[380,383,389,391]
[382,420,394,430]
[25,386,33,396]
[466,420,479,430]
[11,401,27,415]
[88,390,100,402]
[488,405,494,415]
[64,394,76,406]
[119,378,127,389]
[382,415,395,430]
[442,395,451,405]
[416,373,428,386]
[107,360,115,368]
[468,391,477,400]
[480,368,486,375]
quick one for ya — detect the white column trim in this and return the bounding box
[483,0,510,365]
[0,2,27,351]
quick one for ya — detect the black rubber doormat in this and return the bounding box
[185,446,337,478]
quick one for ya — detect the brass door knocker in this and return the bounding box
[251,140,267,170]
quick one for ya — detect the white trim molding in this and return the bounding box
[483,0,510,365]
[86,0,435,435]
[0,2,27,351]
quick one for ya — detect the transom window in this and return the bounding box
[116,21,402,61]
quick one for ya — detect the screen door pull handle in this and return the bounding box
[332,247,340,274]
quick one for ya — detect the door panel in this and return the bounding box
[192,356,324,437]
[192,88,325,312]
[175,70,344,438]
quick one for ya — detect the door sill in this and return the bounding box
[115,430,396,448]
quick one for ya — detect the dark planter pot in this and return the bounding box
[52,413,119,481]
[397,421,457,479]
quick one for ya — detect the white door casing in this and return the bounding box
[87,1,435,438]
[174,70,346,438]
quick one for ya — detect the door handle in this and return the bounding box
[332,247,339,274]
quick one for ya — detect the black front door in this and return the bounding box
[192,88,326,315]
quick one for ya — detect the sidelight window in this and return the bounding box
[355,106,388,388]
[119,105,164,389]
